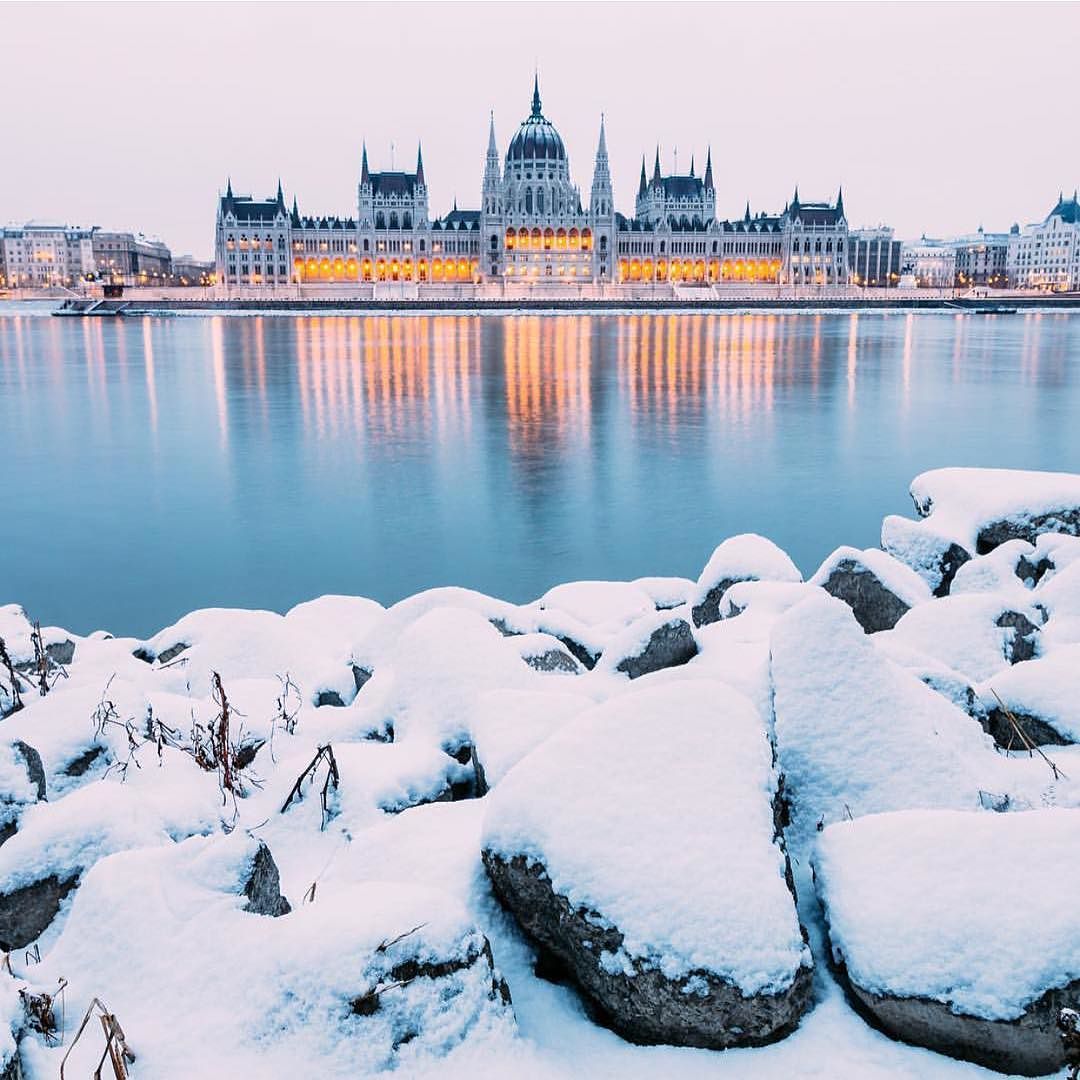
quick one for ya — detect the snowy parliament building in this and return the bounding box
[215,77,850,292]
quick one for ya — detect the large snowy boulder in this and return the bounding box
[29,835,513,1076]
[690,535,802,628]
[810,547,930,633]
[482,679,812,1049]
[771,594,996,840]
[816,808,1080,1075]
[910,467,1080,555]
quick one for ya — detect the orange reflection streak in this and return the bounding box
[142,318,158,436]
[209,317,229,446]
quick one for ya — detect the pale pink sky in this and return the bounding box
[1,1,1077,258]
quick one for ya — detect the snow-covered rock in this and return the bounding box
[810,547,931,633]
[0,741,45,848]
[482,679,812,1049]
[24,834,513,1077]
[690,534,802,628]
[880,514,972,597]
[771,594,995,840]
[883,594,1043,684]
[976,644,1080,746]
[910,467,1080,555]
[604,611,699,680]
[816,808,1080,1075]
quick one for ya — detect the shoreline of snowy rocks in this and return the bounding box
[2,466,1080,1078]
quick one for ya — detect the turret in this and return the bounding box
[416,143,425,189]
[704,147,713,192]
[590,114,613,219]
[836,186,844,219]
[360,143,370,187]
[652,147,661,185]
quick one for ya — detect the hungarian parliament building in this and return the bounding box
[215,77,851,291]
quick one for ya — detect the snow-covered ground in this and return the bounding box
[2,468,1080,1079]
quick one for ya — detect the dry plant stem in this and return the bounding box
[990,688,1068,781]
[0,636,23,714]
[60,998,135,1080]
[280,744,341,829]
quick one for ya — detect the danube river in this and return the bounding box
[2,309,1078,637]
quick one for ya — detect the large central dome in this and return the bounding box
[506,76,566,164]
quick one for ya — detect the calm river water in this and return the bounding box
[2,308,1078,637]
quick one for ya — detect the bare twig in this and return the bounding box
[0,636,23,716]
[990,689,1068,781]
[60,997,134,1079]
[376,923,427,954]
[280,744,340,829]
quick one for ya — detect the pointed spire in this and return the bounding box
[416,142,425,187]
[744,201,751,223]
[653,146,661,184]
[689,155,695,178]
[704,147,713,191]
[225,176,233,199]
[487,111,497,156]
[361,143,370,186]
[597,113,607,157]
[531,71,542,117]
[792,185,800,208]
[292,195,299,216]
[276,178,284,206]
[638,156,648,199]
[835,185,844,217]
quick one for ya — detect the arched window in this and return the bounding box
[525,188,533,214]
[403,212,412,229]
[537,188,545,214]
[389,212,399,229]
[375,212,385,229]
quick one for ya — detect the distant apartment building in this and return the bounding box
[170,256,214,286]
[847,227,902,287]
[951,226,1010,287]
[901,238,957,288]
[92,231,172,285]
[0,223,95,287]
[1008,192,1080,290]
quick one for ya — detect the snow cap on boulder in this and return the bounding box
[810,547,931,633]
[691,535,802,628]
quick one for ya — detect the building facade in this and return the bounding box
[213,76,850,290]
[0,223,95,287]
[1008,193,1080,290]
[951,227,1010,288]
[92,231,172,285]
[848,227,903,287]
[901,239,957,288]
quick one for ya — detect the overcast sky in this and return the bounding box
[2,1,1077,258]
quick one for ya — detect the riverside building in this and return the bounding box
[213,76,850,291]
[1008,192,1080,291]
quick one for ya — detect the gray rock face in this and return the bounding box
[982,706,1071,749]
[692,577,749,628]
[351,664,373,694]
[1016,553,1054,588]
[1,742,47,849]
[62,744,105,778]
[995,611,1041,664]
[615,619,698,680]
[315,689,346,708]
[45,640,75,667]
[242,842,291,917]
[523,648,581,674]
[0,873,80,950]
[843,971,1077,1076]
[483,851,811,1049]
[977,508,1080,555]
[820,559,910,633]
[155,641,190,665]
[12,743,46,803]
[542,631,599,671]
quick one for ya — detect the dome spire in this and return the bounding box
[531,71,542,118]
